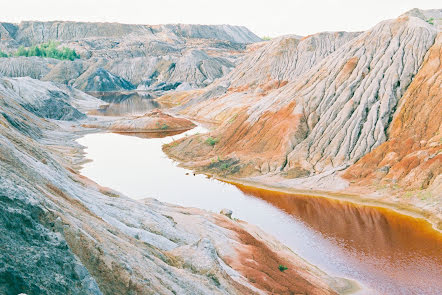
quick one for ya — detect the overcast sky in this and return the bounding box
[1,1,439,37]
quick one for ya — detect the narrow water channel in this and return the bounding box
[77,128,442,295]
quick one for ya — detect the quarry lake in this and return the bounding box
[78,127,442,295]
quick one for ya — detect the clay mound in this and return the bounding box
[85,109,196,132]
[76,67,136,92]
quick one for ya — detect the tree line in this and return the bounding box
[0,41,80,61]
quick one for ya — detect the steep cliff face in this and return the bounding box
[343,33,442,190]
[0,76,346,295]
[282,15,436,174]
[166,13,439,185]
[0,21,261,92]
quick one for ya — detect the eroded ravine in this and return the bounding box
[78,129,442,295]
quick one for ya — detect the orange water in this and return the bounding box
[233,184,442,294]
[78,130,442,294]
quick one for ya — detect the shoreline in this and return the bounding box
[218,176,442,233]
[163,147,442,234]
[78,125,440,294]
[74,126,358,294]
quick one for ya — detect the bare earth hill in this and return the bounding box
[164,9,441,223]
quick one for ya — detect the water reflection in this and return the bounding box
[89,92,160,116]
[88,91,156,103]
[114,130,191,139]
[233,184,442,294]
[78,129,442,295]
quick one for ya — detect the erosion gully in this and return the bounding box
[78,97,441,294]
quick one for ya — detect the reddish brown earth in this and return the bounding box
[343,33,442,190]
[214,216,342,295]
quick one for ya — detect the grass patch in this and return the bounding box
[205,137,219,146]
[227,113,238,124]
[262,36,272,41]
[207,273,220,286]
[156,122,169,130]
[426,18,434,25]
[168,141,179,148]
[207,157,240,174]
[219,162,231,170]
[278,265,288,272]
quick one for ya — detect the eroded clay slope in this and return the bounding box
[220,32,359,90]
[173,31,359,117]
[166,13,438,182]
[343,33,442,191]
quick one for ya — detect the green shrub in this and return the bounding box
[9,41,80,60]
[207,157,240,174]
[207,273,220,286]
[156,122,169,130]
[0,50,9,58]
[262,36,272,41]
[220,162,231,170]
[278,265,288,272]
[160,123,169,130]
[205,137,219,146]
[426,18,434,25]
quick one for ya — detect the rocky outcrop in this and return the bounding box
[0,76,346,294]
[172,32,359,111]
[403,8,442,27]
[0,22,18,50]
[42,59,86,85]
[282,15,436,174]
